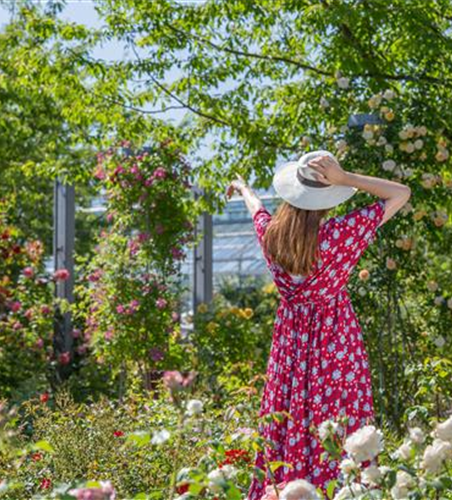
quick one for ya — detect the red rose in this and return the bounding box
[39,478,52,489]
[176,483,189,494]
[113,430,124,437]
[31,452,43,462]
[40,392,49,403]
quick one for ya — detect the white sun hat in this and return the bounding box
[272,150,358,210]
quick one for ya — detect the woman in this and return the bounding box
[226,150,411,499]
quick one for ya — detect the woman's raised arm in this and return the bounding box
[226,174,263,218]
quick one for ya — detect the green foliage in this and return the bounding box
[190,278,279,394]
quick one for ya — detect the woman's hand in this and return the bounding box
[226,173,248,198]
[307,155,349,186]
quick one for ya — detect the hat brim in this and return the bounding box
[273,160,358,210]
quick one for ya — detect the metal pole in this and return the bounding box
[53,180,75,380]
[192,188,213,313]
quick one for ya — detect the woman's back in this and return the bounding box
[253,198,386,305]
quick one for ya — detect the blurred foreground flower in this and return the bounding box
[68,480,116,500]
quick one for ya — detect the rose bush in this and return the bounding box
[0,202,57,399]
[73,139,201,390]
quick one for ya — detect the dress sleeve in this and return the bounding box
[252,206,272,250]
[335,198,386,254]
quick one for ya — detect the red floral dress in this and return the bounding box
[247,198,386,500]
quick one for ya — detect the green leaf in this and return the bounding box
[326,479,338,499]
[268,460,293,473]
[126,431,151,447]
[32,440,55,453]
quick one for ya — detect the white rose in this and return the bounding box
[176,467,193,482]
[336,139,348,152]
[151,429,171,445]
[382,160,396,171]
[405,142,415,153]
[396,470,416,489]
[339,457,359,476]
[408,426,425,444]
[221,464,238,477]
[358,287,367,297]
[390,486,408,499]
[385,144,394,154]
[394,439,412,460]
[368,95,382,109]
[433,415,452,442]
[383,89,396,100]
[343,425,384,463]
[318,419,340,440]
[418,125,427,136]
[447,297,452,310]
[361,464,382,485]
[434,296,445,306]
[376,136,388,146]
[337,77,350,89]
[186,399,204,416]
[433,335,446,348]
[207,468,229,492]
[414,139,424,149]
[320,97,330,108]
[362,130,374,140]
[398,130,409,140]
[333,482,367,500]
[280,479,320,500]
[379,465,392,476]
[402,168,414,178]
[421,438,452,474]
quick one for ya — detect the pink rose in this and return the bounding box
[113,165,125,176]
[58,351,71,365]
[40,305,52,315]
[71,329,81,339]
[149,347,164,362]
[69,480,116,500]
[54,268,70,281]
[156,298,167,310]
[104,329,114,341]
[163,370,184,390]
[94,166,106,180]
[22,267,35,278]
[261,482,288,500]
[77,345,88,355]
[116,304,125,314]
[171,247,185,260]
[35,338,44,349]
[9,301,22,313]
[153,167,166,179]
[163,370,197,392]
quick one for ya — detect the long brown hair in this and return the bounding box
[262,201,330,276]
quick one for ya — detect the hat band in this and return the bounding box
[296,167,330,188]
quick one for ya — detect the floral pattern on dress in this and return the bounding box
[246,198,386,500]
